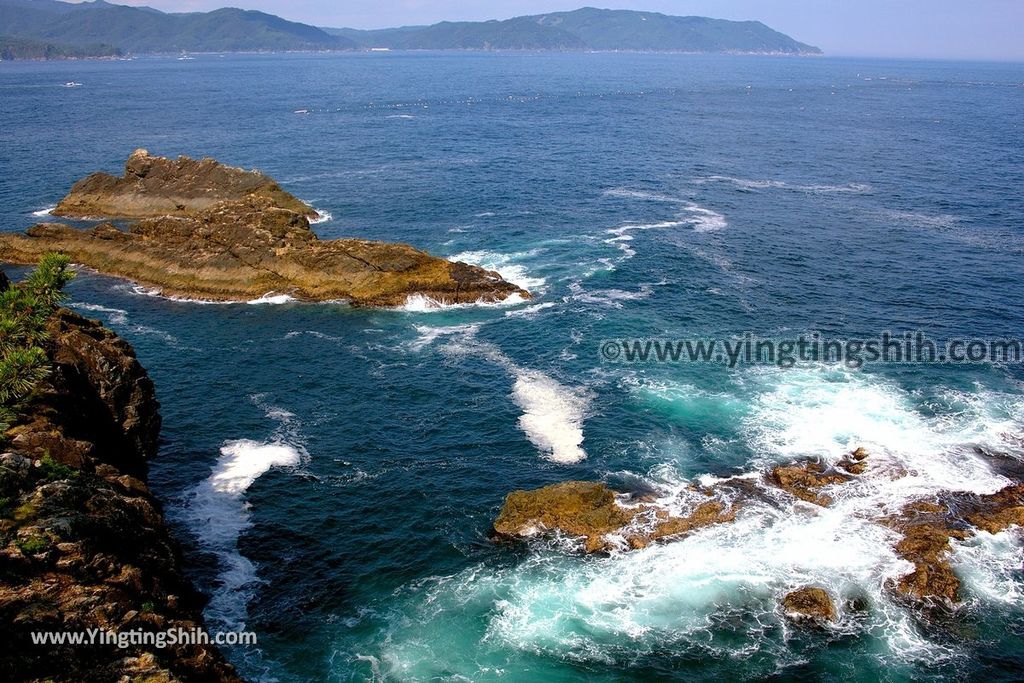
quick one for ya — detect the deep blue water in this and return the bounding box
[2,52,1024,682]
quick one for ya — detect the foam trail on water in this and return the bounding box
[246,293,296,305]
[414,324,589,463]
[512,369,589,464]
[186,400,303,631]
[71,302,128,326]
[692,175,872,194]
[504,302,557,318]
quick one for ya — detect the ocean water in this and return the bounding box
[2,52,1024,681]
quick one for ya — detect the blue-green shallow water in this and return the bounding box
[2,53,1024,681]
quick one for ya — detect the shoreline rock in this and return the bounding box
[1,151,530,306]
[0,294,240,681]
[885,485,1024,606]
[493,447,1023,617]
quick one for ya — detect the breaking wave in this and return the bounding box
[184,398,304,631]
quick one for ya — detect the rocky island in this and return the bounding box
[0,150,529,307]
[0,259,240,681]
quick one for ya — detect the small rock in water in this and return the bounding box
[782,587,837,623]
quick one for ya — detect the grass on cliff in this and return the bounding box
[0,254,75,439]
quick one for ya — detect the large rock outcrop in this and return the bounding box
[1,151,529,306]
[54,148,316,219]
[492,481,736,552]
[0,300,240,682]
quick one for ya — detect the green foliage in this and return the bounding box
[0,254,74,438]
[0,35,122,60]
[38,454,79,482]
[15,534,50,555]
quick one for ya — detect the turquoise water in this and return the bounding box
[2,53,1024,681]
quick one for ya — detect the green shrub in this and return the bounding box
[38,454,79,482]
[15,534,51,555]
[0,254,74,439]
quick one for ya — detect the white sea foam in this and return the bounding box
[185,400,303,631]
[601,202,727,261]
[450,249,546,292]
[883,210,959,230]
[569,283,654,308]
[31,205,56,217]
[129,284,298,306]
[511,369,590,464]
[682,203,728,232]
[693,175,872,194]
[400,292,527,313]
[71,302,128,326]
[414,324,590,463]
[602,187,688,203]
[309,210,333,224]
[246,293,296,305]
[504,302,557,318]
[375,367,1024,675]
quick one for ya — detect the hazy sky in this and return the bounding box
[89,0,1024,60]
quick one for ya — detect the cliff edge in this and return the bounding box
[0,270,241,682]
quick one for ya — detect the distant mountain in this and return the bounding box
[0,2,820,58]
[0,0,354,54]
[328,8,822,54]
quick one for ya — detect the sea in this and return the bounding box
[1,52,1023,682]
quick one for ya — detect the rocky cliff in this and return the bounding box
[0,272,241,682]
[0,150,529,306]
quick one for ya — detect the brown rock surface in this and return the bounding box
[782,587,837,623]
[0,197,528,306]
[769,460,851,506]
[2,151,529,306]
[886,485,1024,606]
[0,305,239,682]
[966,484,1024,534]
[54,148,316,219]
[493,481,736,553]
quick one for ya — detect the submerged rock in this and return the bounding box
[782,587,837,623]
[54,148,316,219]
[1,151,529,306]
